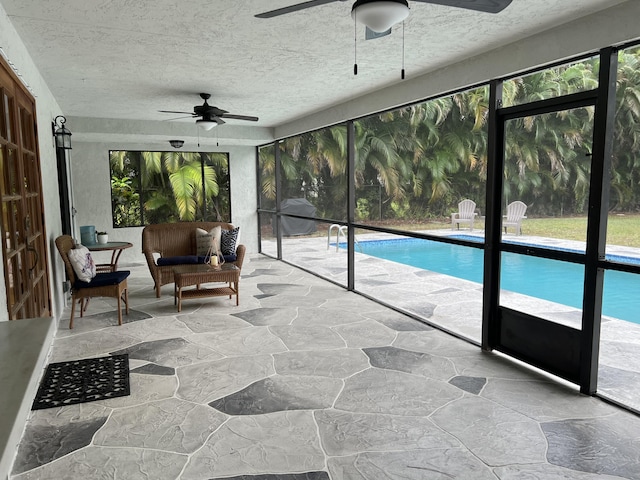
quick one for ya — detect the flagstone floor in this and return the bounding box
[275,230,640,413]
[10,254,640,479]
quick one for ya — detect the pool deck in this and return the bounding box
[273,228,640,412]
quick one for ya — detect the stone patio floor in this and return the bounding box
[9,251,640,479]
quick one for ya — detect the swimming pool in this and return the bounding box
[347,237,640,324]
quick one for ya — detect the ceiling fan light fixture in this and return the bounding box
[196,118,218,131]
[351,0,409,33]
[169,139,184,148]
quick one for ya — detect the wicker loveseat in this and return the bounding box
[142,221,246,298]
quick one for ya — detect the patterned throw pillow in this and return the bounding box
[220,227,239,256]
[68,245,97,283]
[195,226,221,256]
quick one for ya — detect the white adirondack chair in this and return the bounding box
[451,199,477,231]
[503,201,527,235]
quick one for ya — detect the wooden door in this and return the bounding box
[0,58,51,320]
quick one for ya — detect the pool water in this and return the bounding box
[348,237,640,324]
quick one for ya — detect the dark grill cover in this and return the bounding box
[275,198,317,236]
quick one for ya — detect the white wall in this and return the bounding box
[1,4,64,478]
[70,140,258,269]
[0,4,66,321]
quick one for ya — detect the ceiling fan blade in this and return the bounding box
[163,115,195,121]
[221,114,259,122]
[365,26,392,40]
[255,0,343,18]
[214,117,226,126]
[159,110,196,116]
[413,0,513,14]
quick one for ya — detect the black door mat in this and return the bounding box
[32,354,130,410]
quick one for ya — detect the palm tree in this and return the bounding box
[309,125,348,219]
[258,144,276,209]
[403,89,487,217]
[611,48,640,211]
[110,151,141,226]
[353,113,408,220]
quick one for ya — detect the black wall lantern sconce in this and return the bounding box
[52,115,72,150]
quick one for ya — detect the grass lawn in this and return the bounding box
[350,214,640,248]
[509,214,640,247]
[605,214,640,246]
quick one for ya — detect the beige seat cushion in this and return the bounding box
[195,226,222,256]
[68,245,97,282]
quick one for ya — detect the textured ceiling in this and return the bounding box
[0,0,628,129]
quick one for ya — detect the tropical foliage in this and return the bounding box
[109,150,230,227]
[259,49,640,223]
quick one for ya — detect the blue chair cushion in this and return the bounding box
[157,255,199,266]
[74,270,130,290]
[197,254,237,264]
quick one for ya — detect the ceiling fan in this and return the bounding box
[159,93,259,130]
[257,0,512,77]
[256,0,513,33]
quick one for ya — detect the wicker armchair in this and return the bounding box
[142,222,246,298]
[55,235,130,329]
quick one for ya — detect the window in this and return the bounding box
[109,150,231,227]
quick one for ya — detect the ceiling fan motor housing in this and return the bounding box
[194,102,227,118]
